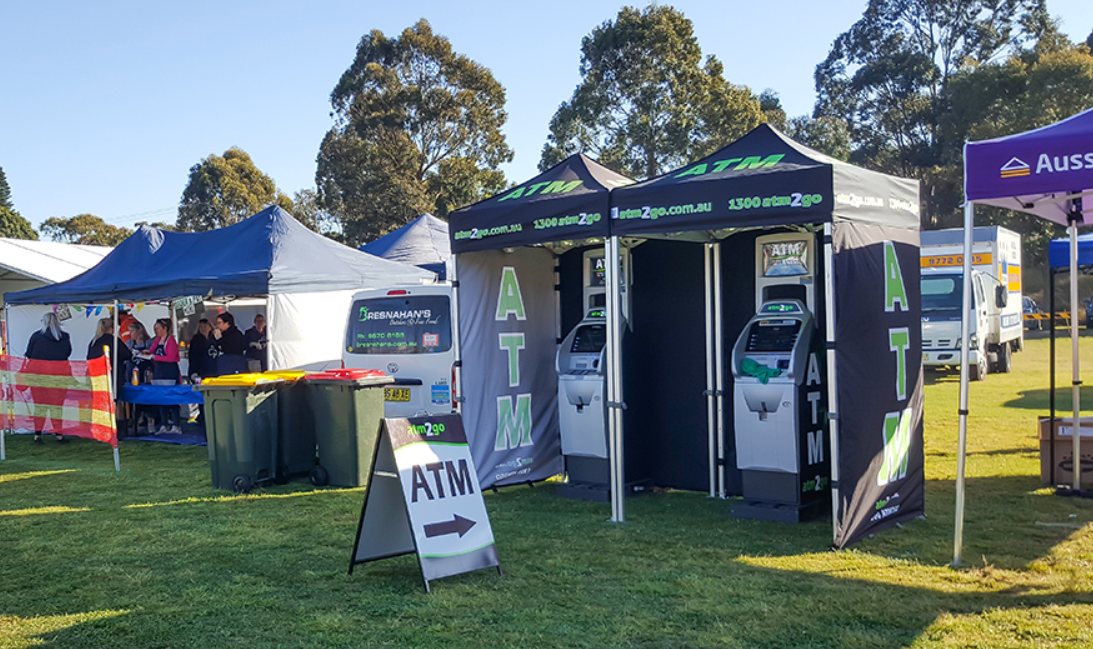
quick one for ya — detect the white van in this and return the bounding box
[341,285,456,417]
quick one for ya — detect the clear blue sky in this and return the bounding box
[3,0,1091,232]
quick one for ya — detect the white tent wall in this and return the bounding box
[6,303,170,359]
[267,290,358,371]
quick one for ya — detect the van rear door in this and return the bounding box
[343,289,454,417]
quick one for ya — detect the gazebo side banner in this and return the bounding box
[610,125,924,548]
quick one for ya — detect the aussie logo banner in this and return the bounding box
[832,223,925,548]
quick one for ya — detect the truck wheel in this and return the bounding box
[970,357,987,381]
[996,343,1013,373]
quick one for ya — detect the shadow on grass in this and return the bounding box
[1004,386,1093,410]
[1,469,1089,648]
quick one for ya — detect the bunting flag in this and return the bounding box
[0,355,118,448]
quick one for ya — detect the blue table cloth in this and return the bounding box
[119,384,203,405]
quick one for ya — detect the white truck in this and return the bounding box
[920,226,1023,380]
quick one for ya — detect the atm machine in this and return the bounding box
[553,247,633,501]
[729,233,830,522]
[555,308,609,500]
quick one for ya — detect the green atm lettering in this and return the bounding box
[888,327,910,401]
[734,154,784,170]
[877,408,912,486]
[499,333,525,387]
[542,180,582,194]
[496,394,533,451]
[497,179,582,201]
[495,266,526,321]
[884,241,908,312]
[675,155,784,178]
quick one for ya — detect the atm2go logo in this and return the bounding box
[410,421,445,437]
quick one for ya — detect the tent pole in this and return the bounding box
[822,223,840,543]
[2,303,8,461]
[713,242,725,499]
[954,202,975,566]
[1069,220,1081,491]
[605,236,625,522]
[103,341,119,472]
[451,256,464,415]
[1050,268,1056,483]
[704,244,716,497]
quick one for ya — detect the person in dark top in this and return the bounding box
[212,312,247,375]
[87,317,132,393]
[187,319,214,382]
[244,313,268,372]
[24,312,72,443]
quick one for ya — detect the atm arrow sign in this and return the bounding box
[424,514,477,538]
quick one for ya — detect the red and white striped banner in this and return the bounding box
[0,355,117,448]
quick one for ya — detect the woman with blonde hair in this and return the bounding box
[24,312,72,443]
[87,316,131,392]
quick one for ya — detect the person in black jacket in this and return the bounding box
[24,312,72,443]
[211,312,247,375]
[244,314,268,372]
[87,317,132,394]
[187,319,214,382]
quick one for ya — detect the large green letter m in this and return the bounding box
[496,394,533,451]
[877,408,912,486]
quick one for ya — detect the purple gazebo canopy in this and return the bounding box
[964,106,1093,225]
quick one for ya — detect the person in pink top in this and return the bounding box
[143,318,182,433]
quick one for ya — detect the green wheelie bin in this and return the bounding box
[304,369,392,487]
[261,370,317,482]
[196,374,283,493]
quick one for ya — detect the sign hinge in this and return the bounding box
[606,401,628,410]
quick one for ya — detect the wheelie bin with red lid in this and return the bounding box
[304,369,392,487]
[195,373,283,493]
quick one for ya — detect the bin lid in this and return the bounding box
[199,373,284,387]
[304,368,392,386]
[261,370,308,383]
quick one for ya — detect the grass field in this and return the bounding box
[2,334,1092,648]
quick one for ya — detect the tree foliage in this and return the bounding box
[0,165,37,240]
[814,0,1047,179]
[291,188,342,240]
[317,19,510,247]
[177,147,294,232]
[540,5,764,179]
[938,29,1093,267]
[41,214,132,246]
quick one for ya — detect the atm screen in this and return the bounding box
[571,324,606,353]
[744,319,801,352]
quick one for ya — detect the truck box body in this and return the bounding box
[920,226,1023,377]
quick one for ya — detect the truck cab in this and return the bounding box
[342,285,456,417]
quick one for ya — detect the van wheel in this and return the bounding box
[995,343,1012,373]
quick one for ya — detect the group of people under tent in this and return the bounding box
[22,308,268,440]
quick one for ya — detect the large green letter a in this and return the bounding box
[496,266,526,321]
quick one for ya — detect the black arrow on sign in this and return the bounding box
[424,514,477,538]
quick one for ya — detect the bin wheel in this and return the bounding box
[274,467,290,485]
[232,475,253,494]
[310,466,329,487]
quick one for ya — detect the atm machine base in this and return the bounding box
[556,456,649,503]
[730,469,829,523]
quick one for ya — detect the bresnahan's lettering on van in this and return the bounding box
[359,308,434,323]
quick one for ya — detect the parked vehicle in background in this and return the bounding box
[1086,297,1093,328]
[341,285,456,417]
[920,226,1024,381]
[1024,296,1042,331]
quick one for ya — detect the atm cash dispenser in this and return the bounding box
[556,308,610,500]
[729,233,830,522]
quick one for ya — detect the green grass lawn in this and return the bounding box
[2,334,1092,648]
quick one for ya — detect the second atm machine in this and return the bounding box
[555,248,631,501]
[729,233,831,522]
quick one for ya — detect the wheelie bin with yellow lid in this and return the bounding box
[260,370,317,482]
[195,373,283,493]
[304,369,392,487]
